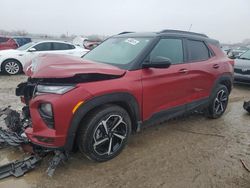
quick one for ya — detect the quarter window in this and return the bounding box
[187,40,210,62]
[150,39,184,64]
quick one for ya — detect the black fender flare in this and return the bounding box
[210,73,233,100]
[64,92,141,151]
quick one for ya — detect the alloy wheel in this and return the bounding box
[92,115,128,156]
[213,89,228,115]
[5,61,20,75]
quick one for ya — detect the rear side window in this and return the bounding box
[33,42,53,51]
[53,42,75,50]
[149,38,184,64]
[187,40,210,62]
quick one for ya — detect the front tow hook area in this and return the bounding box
[0,106,68,180]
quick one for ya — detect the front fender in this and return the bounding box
[64,92,141,151]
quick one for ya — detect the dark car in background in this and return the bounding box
[0,36,31,50]
[234,50,250,84]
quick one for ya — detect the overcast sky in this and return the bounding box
[1,0,250,43]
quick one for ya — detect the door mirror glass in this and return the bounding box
[143,56,172,69]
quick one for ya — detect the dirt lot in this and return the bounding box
[0,75,250,188]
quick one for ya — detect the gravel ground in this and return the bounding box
[0,74,250,188]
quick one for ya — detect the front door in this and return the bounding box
[142,38,191,120]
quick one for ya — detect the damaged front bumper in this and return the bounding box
[0,107,68,179]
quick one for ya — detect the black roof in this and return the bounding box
[116,29,219,46]
[158,29,208,38]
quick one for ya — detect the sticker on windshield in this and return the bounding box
[124,38,140,45]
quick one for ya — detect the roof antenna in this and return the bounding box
[188,24,193,31]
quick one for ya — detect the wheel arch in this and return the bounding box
[211,74,233,97]
[1,58,23,72]
[64,92,141,151]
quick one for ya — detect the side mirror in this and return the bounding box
[142,56,172,69]
[28,47,36,52]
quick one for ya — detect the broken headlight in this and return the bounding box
[36,85,75,95]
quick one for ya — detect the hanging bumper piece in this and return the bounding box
[0,107,68,180]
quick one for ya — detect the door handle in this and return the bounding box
[179,69,189,74]
[213,64,220,69]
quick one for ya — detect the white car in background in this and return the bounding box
[0,41,89,75]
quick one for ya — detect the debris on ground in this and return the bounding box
[0,106,67,179]
[240,159,250,173]
[243,101,250,113]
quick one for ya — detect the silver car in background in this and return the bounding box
[234,50,250,84]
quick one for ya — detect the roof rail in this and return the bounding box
[117,31,134,35]
[159,30,208,38]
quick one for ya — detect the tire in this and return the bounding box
[206,85,229,119]
[2,59,22,75]
[77,105,131,162]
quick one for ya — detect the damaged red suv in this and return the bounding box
[17,30,234,162]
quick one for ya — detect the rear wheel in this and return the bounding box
[2,59,22,75]
[77,105,131,162]
[207,85,229,119]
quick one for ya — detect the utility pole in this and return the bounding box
[188,24,193,31]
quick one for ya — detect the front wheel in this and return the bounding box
[77,105,131,162]
[2,59,22,75]
[206,85,229,119]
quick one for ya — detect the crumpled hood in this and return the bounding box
[24,54,126,78]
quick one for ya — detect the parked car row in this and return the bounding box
[72,36,101,50]
[234,49,250,84]
[0,36,31,50]
[0,41,89,75]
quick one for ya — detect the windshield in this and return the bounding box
[83,37,152,68]
[17,42,36,51]
[240,50,250,60]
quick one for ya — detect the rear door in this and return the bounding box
[142,38,191,120]
[52,42,78,56]
[186,39,220,102]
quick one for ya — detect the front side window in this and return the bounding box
[18,42,36,51]
[187,40,210,62]
[33,42,52,51]
[83,37,152,68]
[149,38,184,64]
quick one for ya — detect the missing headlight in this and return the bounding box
[39,103,54,129]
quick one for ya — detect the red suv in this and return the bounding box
[17,30,234,162]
